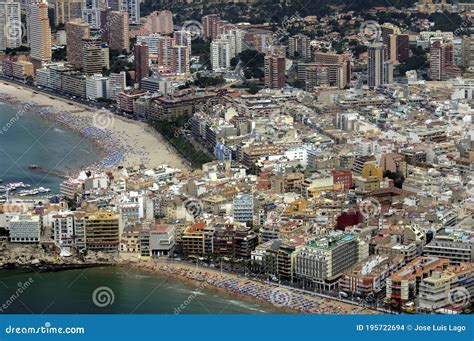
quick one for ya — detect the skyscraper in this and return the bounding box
[264,54,286,89]
[314,51,352,89]
[134,42,149,85]
[173,30,191,50]
[289,34,311,60]
[430,40,461,81]
[368,42,386,88]
[108,11,129,52]
[119,0,140,25]
[157,36,173,72]
[202,14,220,40]
[211,39,231,72]
[28,1,51,68]
[82,0,100,29]
[82,38,109,75]
[0,0,22,50]
[171,46,190,75]
[219,29,243,58]
[66,20,90,69]
[54,0,83,26]
[172,30,191,75]
[144,10,173,34]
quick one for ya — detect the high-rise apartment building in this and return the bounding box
[173,30,191,66]
[368,42,392,88]
[134,42,149,85]
[173,30,191,50]
[219,29,243,58]
[28,1,51,68]
[157,35,173,72]
[381,23,400,60]
[171,46,190,75]
[289,34,311,60]
[430,40,461,81]
[144,10,173,34]
[82,38,109,75]
[108,11,129,52]
[0,0,21,50]
[66,20,90,69]
[82,0,100,29]
[119,0,139,25]
[54,0,83,26]
[313,51,352,89]
[264,54,286,89]
[202,14,220,40]
[211,38,231,72]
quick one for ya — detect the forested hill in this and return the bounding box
[141,0,418,22]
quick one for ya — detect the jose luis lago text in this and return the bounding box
[414,324,466,332]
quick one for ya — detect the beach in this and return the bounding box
[0,82,190,172]
[129,259,379,315]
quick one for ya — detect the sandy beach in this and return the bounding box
[127,259,379,315]
[0,81,190,172]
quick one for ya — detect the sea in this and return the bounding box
[0,267,277,314]
[0,102,101,192]
[0,102,273,314]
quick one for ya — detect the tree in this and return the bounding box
[247,82,259,94]
[383,170,405,189]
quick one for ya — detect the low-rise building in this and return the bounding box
[9,214,42,243]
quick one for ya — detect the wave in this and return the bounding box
[172,287,206,296]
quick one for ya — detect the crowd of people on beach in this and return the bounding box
[149,262,371,314]
[0,93,153,170]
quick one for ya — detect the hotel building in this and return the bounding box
[28,1,51,68]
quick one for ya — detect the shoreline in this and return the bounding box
[124,260,378,315]
[0,254,378,314]
[124,261,298,314]
[0,81,190,176]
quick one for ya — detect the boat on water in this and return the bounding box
[0,182,31,193]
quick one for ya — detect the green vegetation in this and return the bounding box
[384,170,405,189]
[233,50,265,80]
[429,12,465,32]
[149,119,213,169]
[398,46,428,76]
[194,73,226,87]
[52,47,67,61]
[247,82,260,94]
[4,46,30,56]
[191,38,211,70]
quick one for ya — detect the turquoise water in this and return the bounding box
[0,102,101,192]
[0,267,277,314]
